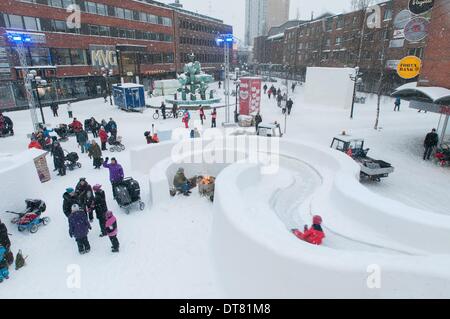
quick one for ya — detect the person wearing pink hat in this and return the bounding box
[105,211,119,253]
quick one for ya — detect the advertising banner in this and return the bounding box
[90,45,118,69]
[397,56,422,79]
[239,77,262,116]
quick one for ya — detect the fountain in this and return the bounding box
[165,53,222,107]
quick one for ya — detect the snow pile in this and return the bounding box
[304,67,355,109]
[0,149,46,215]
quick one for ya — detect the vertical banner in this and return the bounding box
[239,77,262,115]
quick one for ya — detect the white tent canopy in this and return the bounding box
[392,82,450,104]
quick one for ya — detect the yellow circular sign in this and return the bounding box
[397,56,422,79]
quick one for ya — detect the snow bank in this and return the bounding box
[0,149,46,215]
[304,67,355,108]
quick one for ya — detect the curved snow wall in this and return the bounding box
[130,137,450,298]
[0,150,44,215]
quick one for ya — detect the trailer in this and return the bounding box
[331,136,394,182]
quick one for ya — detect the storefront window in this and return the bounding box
[30,47,51,66]
[51,48,71,65]
[70,49,87,65]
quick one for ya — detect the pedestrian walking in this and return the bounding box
[51,103,59,117]
[103,157,124,199]
[160,102,167,120]
[67,102,73,118]
[423,128,439,160]
[105,211,120,253]
[93,184,108,237]
[211,108,217,128]
[88,140,103,169]
[68,204,92,255]
[394,97,401,112]
[199,106,205,125]
[99,127,108,151]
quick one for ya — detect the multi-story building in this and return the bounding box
[245,0,290,47]
[173,7,232,77]
[253,0,430,92]
[0,0,232,110]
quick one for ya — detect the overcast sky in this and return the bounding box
[161,0,358,42]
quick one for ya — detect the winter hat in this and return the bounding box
[71,204,80,212]
[313,215,323,225]
[93,184,102,192]
[66,187,75,194]
[106,211,113,218]
[177,167,184,173]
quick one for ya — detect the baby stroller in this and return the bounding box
[108,136,125,152]
[65,151,82,170]
[54,124,69,142]
[114,177,145,214]
[4,199,50,234]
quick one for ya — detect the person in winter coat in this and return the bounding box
[0,245,10,283]
[28,138,43,150]
[286,98,294,115]
[76,129,89,154]
[182,110,190,129]
[423,128,439,160]
[66,102,73,118]
[277,93,283,108]
[160,102,167,120]
[211,108,217,128]
[0,220,11,251]
[105,211,119,253]
[172,103,179,119]
[63,188,79,218]
[93,184,108,237]
[75,177,93,218]
[255,112,262,132]
[52,141,66,176]
[218,81,222,89]
[68,204,91,255]
[103,157,124,199]
[199,106,206,125]
[88,140,102,169]
[89,117,99,138]
[291,215,325,246]
[263,84,268,94]
[107,118,117,138]
[173,167,192,196]
[394,97,401,112]
[71,118,83,133]
[99,126,108,151]
[291,82,297,93]
[51,103,59,117]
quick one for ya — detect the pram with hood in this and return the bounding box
[65,151,82,170]
[108,135,125,152]
[4,199,50,234]
[435,143,450,167]
[114,177,145,214]
[54,124,69,142]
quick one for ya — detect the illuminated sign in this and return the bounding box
[397,55,422,79]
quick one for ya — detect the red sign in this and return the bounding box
[440,106,450,115]
[239,77,262,116]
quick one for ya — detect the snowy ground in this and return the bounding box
[1,80,449,298]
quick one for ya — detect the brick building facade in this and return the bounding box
[253,0,435,92]
[419,0,450,89]
[0,0,232,110]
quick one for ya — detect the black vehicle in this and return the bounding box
[65,151,82,171]
[114,177,145,214]
[331,136,394,182]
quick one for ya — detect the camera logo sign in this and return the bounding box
[397,56,422,79]
[409,0,434,15]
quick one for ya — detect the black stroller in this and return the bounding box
[54,124,69,142]
[114,177,145,214]
[64,151,82,170]
[108,136,125,152]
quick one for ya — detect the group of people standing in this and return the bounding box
[63,178,120,254]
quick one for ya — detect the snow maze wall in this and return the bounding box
[0,150,44,216]
[131,137,450,298]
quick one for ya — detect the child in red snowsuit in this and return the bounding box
[292,215,325,245]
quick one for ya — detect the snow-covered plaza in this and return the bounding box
[1,80,450,298]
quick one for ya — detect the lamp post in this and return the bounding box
[349,67,363,119]
[27,70,48,126]
[216,33,234,124]
[101,66,114,106]
[234,79,241,123]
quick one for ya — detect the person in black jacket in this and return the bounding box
[62,188,79,218]
[255,112,262,132]
[160,102,167,120]
[93,184,108,237]
[0,219,11,251]
[286,98,294,115]
[75,178,93,219]
[423,128,439,160]
[53,141,66,176]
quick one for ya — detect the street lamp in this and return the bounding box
[27,70,47,125]
[101,66,114,106]
[349,67,364,119]
[234,79,241,123]
[216,33,234,124]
